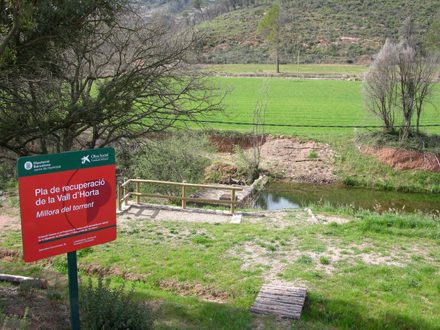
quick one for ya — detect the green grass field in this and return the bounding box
[192,78,440,138]
[2,206,440,330]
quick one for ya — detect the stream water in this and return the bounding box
[253,182,440,214]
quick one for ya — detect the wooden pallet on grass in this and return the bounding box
[250,285,307,319]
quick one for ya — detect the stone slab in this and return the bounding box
[230,214,242,224]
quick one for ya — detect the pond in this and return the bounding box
[252,182,440,214]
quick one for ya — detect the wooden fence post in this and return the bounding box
[136,177,140,205]
[118,183,122,211]
[182,181,187,210]
[231,189,236,214]
[124,177,128,206]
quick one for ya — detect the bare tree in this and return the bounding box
[396,41,439,137]
[362,40,399,131]
[235,79,269,183]
[362,17,439,140]
[399,16,417,49]
[250,79,270,180]
[0,13,228,158]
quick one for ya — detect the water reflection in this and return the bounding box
[253,191,301,210]
[253,183,440,213]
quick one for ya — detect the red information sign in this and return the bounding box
[17,149,116,262]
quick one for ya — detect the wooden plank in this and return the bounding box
[251,307,302,317]
[252,302,302,313]
[252,302,303,312]
[250,285,307,319]
[259,286,307,297]
[251,308,300,318]
[252,303,303,313]
[128,179,243,190]
[256,295,305,305]
[256,293,303,301]
[129,193,242,205]
[251,304,302,312]
[260,286,307,293]
[261,284,307,291]
[250,306,300,319]
[256,293,305,302]
[251,310,299,318]
[0,274,47,289]
[260,288,306,297]
[258,292,306,300]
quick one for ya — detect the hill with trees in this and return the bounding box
[143,0,440,65]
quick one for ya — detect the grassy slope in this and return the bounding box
[195,0,440,64]
[2,207,440,329]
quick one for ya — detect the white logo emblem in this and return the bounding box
[24,161,33,170]
[81,155,90,164]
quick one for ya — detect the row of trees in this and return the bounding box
[362,17,439,140]
[0,0,227,160]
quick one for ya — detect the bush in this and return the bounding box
[132,132,213,196]
[342,176,357,186]
[80,275,155,330]
[0,160,17,191]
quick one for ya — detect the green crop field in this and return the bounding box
[191,77,440,138]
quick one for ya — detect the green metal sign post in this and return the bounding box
[68,251,80,330]
[17,148,117,330]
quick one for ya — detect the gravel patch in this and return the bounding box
[118,204,232,225]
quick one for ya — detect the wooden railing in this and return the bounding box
[117,179,243,214]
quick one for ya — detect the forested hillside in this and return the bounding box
[141,0,440,64]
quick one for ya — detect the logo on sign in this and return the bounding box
[24,161,33,170]
[81,155,90,164]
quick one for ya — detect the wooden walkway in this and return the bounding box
[250,285,307,319]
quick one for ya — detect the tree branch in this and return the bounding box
[24,35,60,47]
[0,1,20,58]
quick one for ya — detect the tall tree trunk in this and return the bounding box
[276,49,280,73]
[416,114,420,134]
